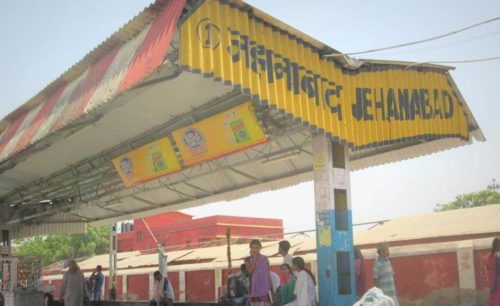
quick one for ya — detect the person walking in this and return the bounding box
[60,260,88,306]
[487,237,500,306]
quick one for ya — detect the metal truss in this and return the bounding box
[2,93,312,227]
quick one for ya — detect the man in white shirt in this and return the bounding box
[150,271,174,306]
[270,270,281,292]
[278,240,293,266]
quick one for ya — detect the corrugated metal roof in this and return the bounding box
[42,205,499,279]
[355,204,500,245]
[350,137,468,170]
[12,212,86,238]
[0,0,484,155]
[3,123,478,237]
[0,0,340,142]
[78,251,141,271]
[44,238,495,280]
[180,0,480,151]
[3,72,234,235]
[0,0,185,163]
[0,0,178,131]
[44,238,494,281]
[0,0,486,237]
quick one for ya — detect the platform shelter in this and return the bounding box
[0,1,484,305]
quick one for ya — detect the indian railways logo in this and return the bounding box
[197,18,221,49]
[183,128,207,155]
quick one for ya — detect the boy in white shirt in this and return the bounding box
[278,240,293,266]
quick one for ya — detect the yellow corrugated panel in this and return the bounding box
[180,0,469,149]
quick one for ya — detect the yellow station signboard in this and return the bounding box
[172,101,267,166]
[180,0,470,149]
[112,138,181,188]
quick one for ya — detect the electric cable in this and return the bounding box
[372,30,500,57]
[324,16,500,57]
[405,55,500,68]
[118,219,384,254]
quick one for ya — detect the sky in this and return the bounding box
[1,1,499,233]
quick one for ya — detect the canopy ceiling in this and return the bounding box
[0,0,484,238]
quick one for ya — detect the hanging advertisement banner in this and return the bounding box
[112,138,181,188]
[172,101,267,166]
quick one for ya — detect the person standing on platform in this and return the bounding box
[90,265,104,301]
[373,242,399,306]
[279,264,294,286]
[150,271,174,306]
[248,239,273,306]
[288,257,316,306]
[275,264,297,306]
[270,269,281,294]
[487,237,500,306]
[278,240,293,266]
[60,260,88,306]
[354,246,367,299]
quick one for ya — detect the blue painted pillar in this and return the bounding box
[312,135,355,306]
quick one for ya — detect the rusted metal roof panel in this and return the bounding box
[0,112,29,155]
[118,0,184,91]
[31,71,89,144]
[0,104,42,161]
[51,47,121,133]
[0,0,185,163]
[11,87,65,155]
[0,0,177,130]
[83,25,151,113]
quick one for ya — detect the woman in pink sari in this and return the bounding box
[488,237,500,306]
[247,239,273,306]
[354,246,367,299]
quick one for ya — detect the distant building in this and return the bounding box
[42,204,500,304]
[117,212,284,252]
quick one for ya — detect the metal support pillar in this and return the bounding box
[1,230,11,256]
[109,224,118,300]
[312,135,355,305]
[159,250,168,275]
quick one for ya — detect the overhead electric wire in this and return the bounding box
[371,30,500,58]
[405,55,500,69]
[121,219,386,254]
[324,16,500,58]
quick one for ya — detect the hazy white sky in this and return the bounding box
[1,1,499,233]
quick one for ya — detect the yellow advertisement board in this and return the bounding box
[180,0,470,149]
[172,101,267,166]
[112,138,181,188]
